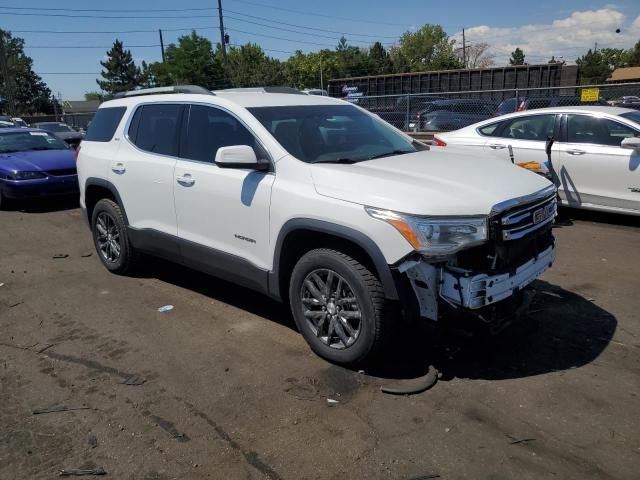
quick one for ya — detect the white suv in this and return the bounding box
[77,85,557,365]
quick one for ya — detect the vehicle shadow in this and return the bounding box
[366,279,617,382]
[5,195,79,213]
[135,256,296,331]
[556,206,640,228]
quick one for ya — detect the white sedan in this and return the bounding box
[433,106,640,216]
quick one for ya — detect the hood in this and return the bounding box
[0,149,76,174]
[310,150,552,216]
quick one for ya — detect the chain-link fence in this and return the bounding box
[21,112,96,129]
[348,82,640,133]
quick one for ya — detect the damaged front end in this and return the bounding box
[394,188,557,332]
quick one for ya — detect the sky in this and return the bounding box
[1,0,639,100]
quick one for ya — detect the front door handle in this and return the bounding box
[111,163,126,174]
[567,149,586,155]
[489,144,506,150]
[176,174,195,187]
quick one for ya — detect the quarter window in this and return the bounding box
[181,105,262,163]
[128,104,183,156]
[478,122,502,136]
[495,115,556,141]
[566,115,639,147]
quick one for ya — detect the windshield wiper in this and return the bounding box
[310,158,358,164]
[368,149,415,160]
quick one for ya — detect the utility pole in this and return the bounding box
[320,56,324,94]
[594,42,598,53]
[159,29,166,62]
[462,28,466,69]
[217,0,227,64]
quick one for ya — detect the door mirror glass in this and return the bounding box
[621,136,640,150]
[214,145,268,170]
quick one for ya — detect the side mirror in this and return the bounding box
[214,145,269,170]
[621,137,640,150]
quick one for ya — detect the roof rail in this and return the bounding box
[216,86,304,95]
[113,85,214,99]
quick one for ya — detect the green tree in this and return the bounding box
[84,91,107,102]
[575,48,627,83]
[0,29,53,115]
[391,24,462,72]
[96,40,139,95]
[137,60,157,88]
[225,43,285,87]
[284,49,342,88]
[628,40,640,66]
[150,32,229,89]
[509,48,526,65]
[368,41,393,75]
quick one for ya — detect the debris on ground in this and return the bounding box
[0,282,4,287]
[326,398,339,404]
[508,437,536,445]
[87,434,98,449]
[158,305,174,313]
[32,405,91,415]
[8,301,23,308]
[81,253,93,258]
[121,375,146,386]
[52,254,69,259]
[539,290,562,298]
[380,365,439,395]
[59,467,106,476]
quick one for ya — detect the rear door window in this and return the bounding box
[495,114,556,141]
[128,104,183,156]
[85,107,127,142]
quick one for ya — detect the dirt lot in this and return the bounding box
[1,199,639,480]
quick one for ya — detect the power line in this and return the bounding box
[27,44,161,49]
[0,11,219,19]
[11,27,217,34]
[227,0,408,27]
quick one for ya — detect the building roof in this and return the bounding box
[607,67,640,82]
[62,100,100,113]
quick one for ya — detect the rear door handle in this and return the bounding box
[489,144,506,150]
[176,174,195,187]
[567,149,586,155]
[111,163,126,174]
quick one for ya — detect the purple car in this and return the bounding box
[0,128,78,209]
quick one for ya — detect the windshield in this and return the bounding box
[620,111,640,126]
[0,131,69,153]
[248,104,426,163]
[39,123,73,133]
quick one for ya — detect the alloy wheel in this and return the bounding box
[95,212,121,263]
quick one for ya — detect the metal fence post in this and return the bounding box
[405,94,410,131]
[515,89,519,112]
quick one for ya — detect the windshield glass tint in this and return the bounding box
[248,105,422,163]
[620,111,640,126]
[0,131,69,153]
[40,123,73,133]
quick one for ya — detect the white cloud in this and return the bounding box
[453,8,640,65]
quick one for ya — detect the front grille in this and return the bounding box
[46,168,77,176]
[495,194,557,242]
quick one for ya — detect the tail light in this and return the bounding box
[75,145,81,161]
[432,136,447,147]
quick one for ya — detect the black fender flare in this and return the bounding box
[268,218,399,301]
[84,177,129,225]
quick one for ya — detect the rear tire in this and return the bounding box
[91,198,138,274]
[289,248,390,366]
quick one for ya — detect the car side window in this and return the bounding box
[566,115,639,147]
[181,105,262,163]
[128,104,183,156]
[478,122,503,136]
[495,115,556,141]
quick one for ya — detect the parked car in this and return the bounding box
[414,99,497,131]
[433,106,640,216]
[0,116,16,128]
[302,88,328,96]
[0,128,78,209]
[32,122,84,149]
[10,117,29,128]
[78,85,556,365]
[494,95,609,116]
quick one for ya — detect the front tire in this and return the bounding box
[289,248,389,366]
[91,199,138,274]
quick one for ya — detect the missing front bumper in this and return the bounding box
[402,245,555,321]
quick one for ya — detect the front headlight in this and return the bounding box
[366,207,488,256]
[7,171,47,180]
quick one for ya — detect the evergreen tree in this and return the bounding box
[509,48,526,65]
[97,40,139,95]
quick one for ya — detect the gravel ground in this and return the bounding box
[1,198,639,480]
